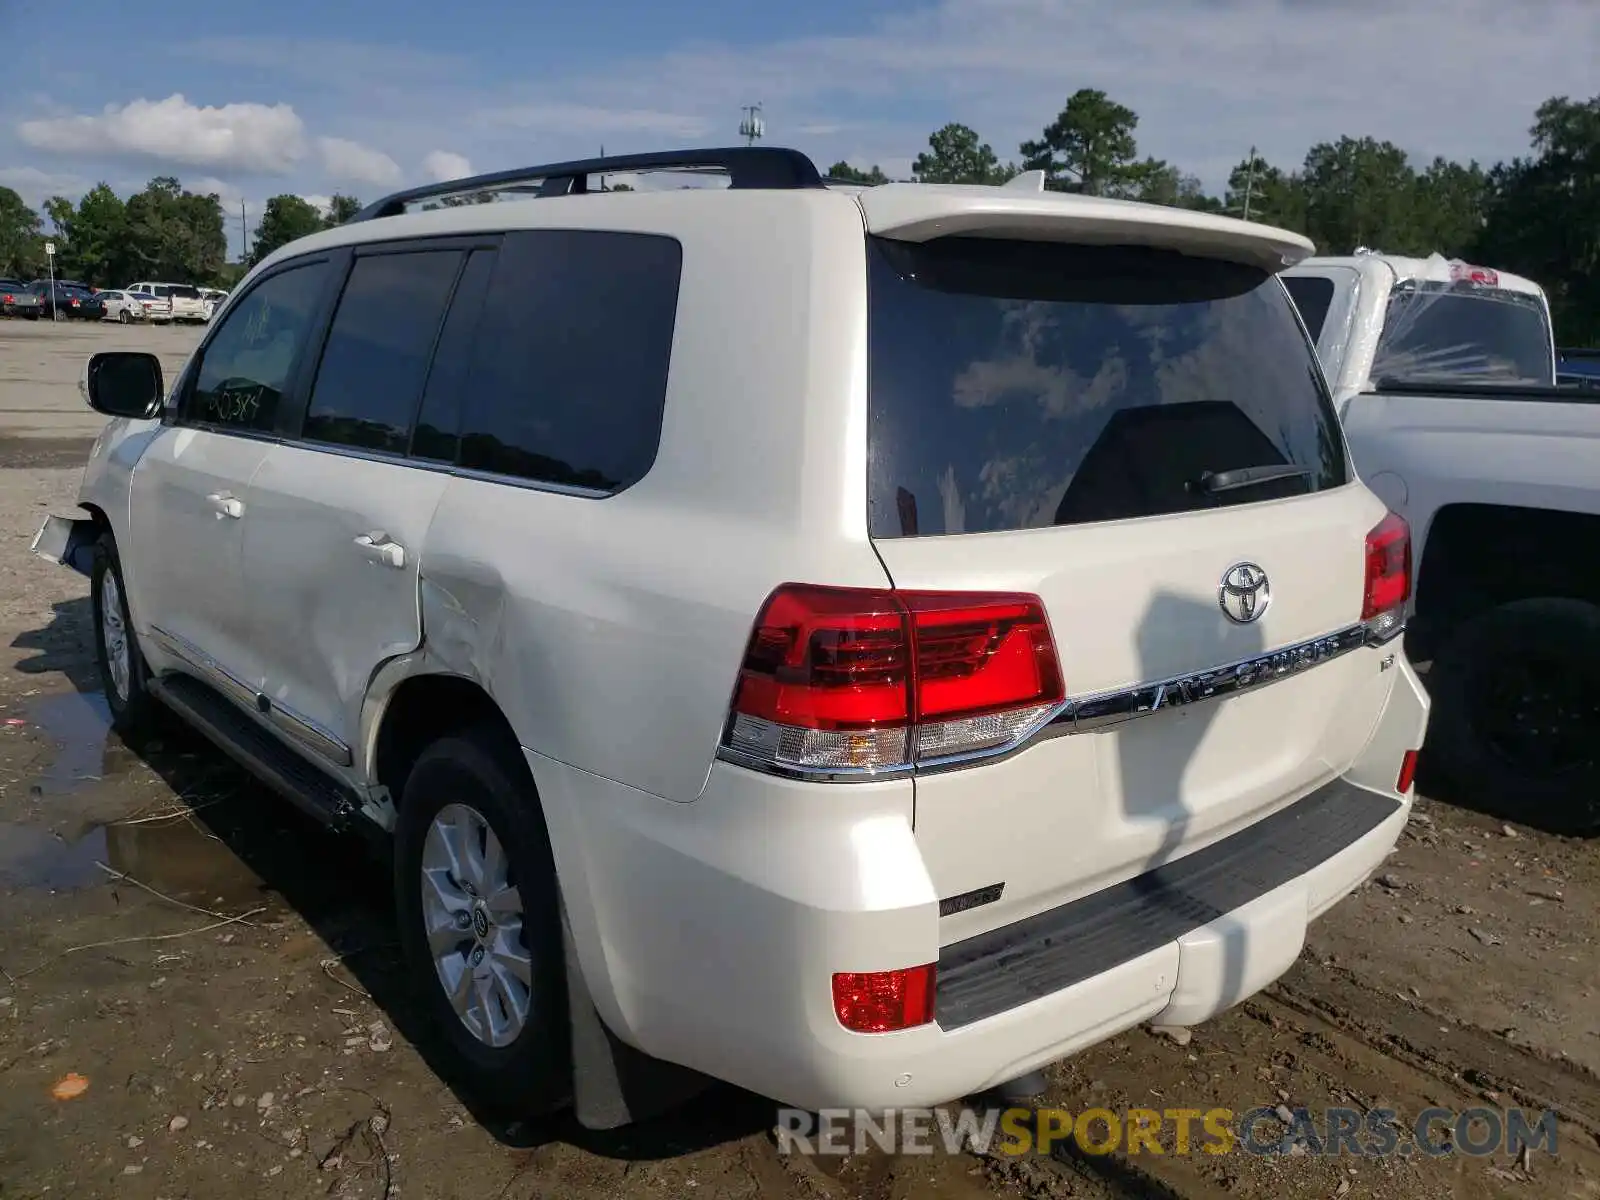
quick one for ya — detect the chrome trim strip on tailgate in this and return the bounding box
[1053,623,1370,736]
[718,622,1383,783]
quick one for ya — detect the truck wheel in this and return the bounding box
[393,726,571,1115]
[91,534,158,730]
[1425,597,1600,836]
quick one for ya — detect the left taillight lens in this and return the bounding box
[720,584,1064,776]
[1362,512,1411,642]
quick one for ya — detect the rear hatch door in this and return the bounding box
[860,228,1395,936]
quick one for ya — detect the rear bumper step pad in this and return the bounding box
[935,780,1401,1029]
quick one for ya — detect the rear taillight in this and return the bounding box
[721,584,1064,776]
[1362,512,1411,642]
[832,965,936,1032]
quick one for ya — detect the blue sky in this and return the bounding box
[2,0,1595,260]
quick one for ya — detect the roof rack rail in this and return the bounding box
[349,146,826,222]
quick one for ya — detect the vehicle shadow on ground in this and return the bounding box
[10,599,778,1160]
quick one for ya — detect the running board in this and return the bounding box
[150,673,361,831]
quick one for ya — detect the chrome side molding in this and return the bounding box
[146,625,354,767]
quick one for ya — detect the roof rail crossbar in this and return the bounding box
[349,146,826,221]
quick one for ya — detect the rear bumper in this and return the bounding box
[533,654,1429,1111]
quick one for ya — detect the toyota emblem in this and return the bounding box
[1218,562,1271,624]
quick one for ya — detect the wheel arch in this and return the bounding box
[368,670,527,811]
[1408,502,1600,662]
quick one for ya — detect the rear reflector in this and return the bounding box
[832,965,936,1032]
[1396,749,1419,795]
[1362,512,1411,641]
[721,584,1064,775]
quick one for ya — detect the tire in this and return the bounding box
[393,726,570,1115]
[1425,597,1600,836]
[90,534,158,730]
[118,309,131,324]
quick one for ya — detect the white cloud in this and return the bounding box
[17,94,306,173]
[0,166,91,207]
[299,193,334,216]
[451,0,1598,192]
[422,150,474,182]
[316,137,402,187]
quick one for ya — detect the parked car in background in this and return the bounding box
[30,280,98,319]
[34,146,1428,1129]
[0,278,43,319]
[93,290,149,324]
[1282,252,1597,835]
[1557,347,1600,391]
[125,281,207,324]
[199,287,229,320]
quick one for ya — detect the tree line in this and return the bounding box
[0,181,365,288]
[2,88,1592,341]
[842,89,1596,345]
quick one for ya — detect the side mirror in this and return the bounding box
[82,352,164,420]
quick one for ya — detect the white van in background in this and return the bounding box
[125,281,208,324]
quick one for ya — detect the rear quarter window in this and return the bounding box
[454,229,682,493]
[867,237,1347,537]
[1282,275,1335,344]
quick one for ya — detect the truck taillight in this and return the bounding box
[720,584,1064,776]
[1362,512,1411,641]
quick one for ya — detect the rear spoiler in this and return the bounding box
[854,185,1313,274]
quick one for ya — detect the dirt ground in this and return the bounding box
[1,321,1598,1199]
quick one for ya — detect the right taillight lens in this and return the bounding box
[1362,511,1411,642]
[721,583,1064,776]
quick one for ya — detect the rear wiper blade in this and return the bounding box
[1191,465,1312,494]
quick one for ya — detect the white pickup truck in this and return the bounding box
[1282,252,1599,836]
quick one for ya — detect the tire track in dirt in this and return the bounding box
[1267,959,1600,1144]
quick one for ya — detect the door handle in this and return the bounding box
[353,532,406,569]
[206,492,243,519]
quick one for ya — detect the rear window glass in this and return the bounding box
[167,285,201,299]
[1282,275,1335,343]
[867,237,1347,537]
[1372,284,1553,386]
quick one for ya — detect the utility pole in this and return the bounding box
[739,104,764,147]
[239,199,248,263]
[1239,145,1258,222]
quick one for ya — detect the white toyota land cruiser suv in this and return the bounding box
[33,148,1428,1128]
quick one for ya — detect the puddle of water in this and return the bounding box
[23,691,130,795]
[0,813,265,902]
[1,690,264,902]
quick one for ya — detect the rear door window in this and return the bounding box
[301,249,463,454]
[867,237,1348,537]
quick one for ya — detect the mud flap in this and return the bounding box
[560,899,711,1129]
